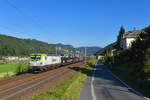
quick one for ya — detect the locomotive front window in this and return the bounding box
[30,55,41,60]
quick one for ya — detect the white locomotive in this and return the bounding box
[28,53,83,73]
[28,53,61,72]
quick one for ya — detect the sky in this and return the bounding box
[0,0,150,47]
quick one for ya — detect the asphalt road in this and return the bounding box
[79,61,146,100]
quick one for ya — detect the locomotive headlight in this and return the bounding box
[40,62,43,65]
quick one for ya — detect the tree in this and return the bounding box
[116,26,125,50]
[0,34,77,56]
[104,51,112,64]
[143,48,150,78]
[114,25,150,79]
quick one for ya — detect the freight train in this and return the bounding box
[28,53,84,73]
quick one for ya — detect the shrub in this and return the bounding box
[104,52,112,65]
[15,62,27,75]
[3,72,10,78]
[143,48,150,78]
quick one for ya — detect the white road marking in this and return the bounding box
[106,67,150,100]
[91,63,97,100]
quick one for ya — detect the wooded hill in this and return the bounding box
[0,34,75,56]
[0,34,100,56]
[77,46,101,56]
[94,42,116,55]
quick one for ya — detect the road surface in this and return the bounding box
[79,61,146,100]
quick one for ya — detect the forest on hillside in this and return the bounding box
[94,43,116,55]
[0,34,75,56]
[77,47,101,56]
[0,34,100,57]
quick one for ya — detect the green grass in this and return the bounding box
[0,64,17,73]
[0,61,29,79]
[111,68,150,97]
[27,60,93,100]
[0,62,28,73]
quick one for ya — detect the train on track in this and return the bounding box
[28,53,84,73]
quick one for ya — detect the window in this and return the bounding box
[30,55,41,60]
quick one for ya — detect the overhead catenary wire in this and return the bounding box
[5,0,50,38]
[0,25,38,39]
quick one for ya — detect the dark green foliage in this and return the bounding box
[15,62,27,75]
[143,48,150,78]
[104,52,112,64]
[116,26,125,50]
[114,26,150,79]
[16,63,23,75]
[0,34,100,57]
[0,34,77,56]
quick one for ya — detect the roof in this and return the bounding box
[123,30,142,38]
[31,53,47,56]
[47,54,59,56]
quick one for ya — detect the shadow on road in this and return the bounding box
[69,65,146,99]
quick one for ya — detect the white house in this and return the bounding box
[2,56,19,60]
[120,28,142,50]
[2,56,29,61]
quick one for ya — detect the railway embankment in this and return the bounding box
[27,59,96,100]
[0,62,92,100]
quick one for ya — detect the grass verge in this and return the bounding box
[0,72,15,78]
[27,60,94,100]
[0,64,17,73]
[90,59,97,65]
[111,68,150,97]
[0,61,29,79]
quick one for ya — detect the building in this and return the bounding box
[96,55,104,60]
[19,57,30,61]
[2,56,29,61]
[2,56,19,60]
[120,28,142,50]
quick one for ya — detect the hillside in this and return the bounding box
[0,34,76,56]
[0,34,101,56]
[94,42,116,55]
[77,47,101,56]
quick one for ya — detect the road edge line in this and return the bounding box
[90,63,97,100]
[106,66,150,100]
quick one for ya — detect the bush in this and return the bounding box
[3,72,10,78]
[104,52,112,65]
[15,62,27,75]
[143,48,150,78]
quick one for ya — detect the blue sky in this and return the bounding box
[0,0,150,47]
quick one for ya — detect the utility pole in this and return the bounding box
[39,44,42,53]
[85,47,86,64]
[56,46,57,55]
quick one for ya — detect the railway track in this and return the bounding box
[0,62,84,100]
